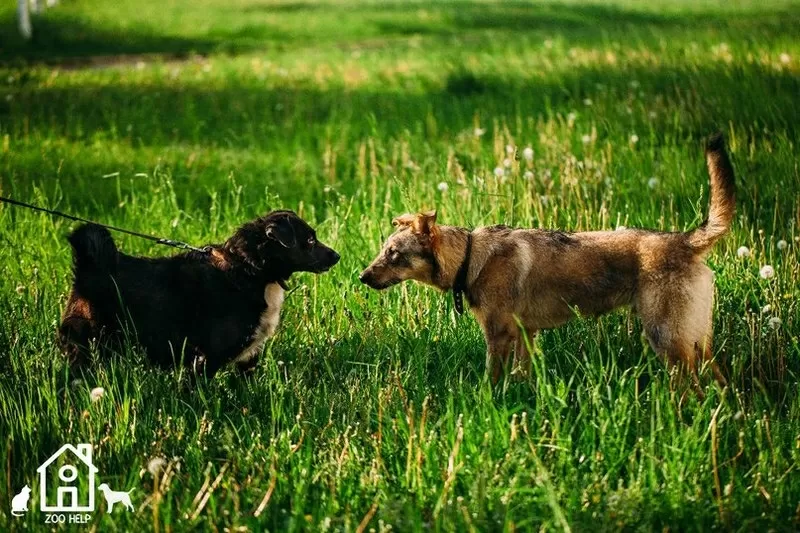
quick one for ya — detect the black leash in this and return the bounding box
[452,232,472,315]
[0,195,211,254]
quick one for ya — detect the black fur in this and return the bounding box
[59,211,339,377]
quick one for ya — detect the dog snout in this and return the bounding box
[328,249,340,266]
[359,269,372,285]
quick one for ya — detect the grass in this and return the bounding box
[1,0,799,530]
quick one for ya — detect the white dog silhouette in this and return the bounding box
[97,483,134,513]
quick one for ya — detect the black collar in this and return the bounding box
[452,232,472,315]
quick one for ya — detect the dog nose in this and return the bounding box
[330,250,340,265]
[358,270,370,284]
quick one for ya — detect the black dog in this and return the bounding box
[58,210,339,377]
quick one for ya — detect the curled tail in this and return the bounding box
[687,132,736,254]
[68,224,118,278]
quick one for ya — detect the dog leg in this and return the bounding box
[58,294,100,368]
[235,355,260,375]
[512,327,537,379]
[639,267,724,397]
[190,348,224,381]
[485,326,515,384]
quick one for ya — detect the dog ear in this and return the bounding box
[392,213,416,228]
[265,219,296,248]
[414,210,437,235]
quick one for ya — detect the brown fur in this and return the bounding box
[360,134,734,389]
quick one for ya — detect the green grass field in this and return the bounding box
[1,0,799,530]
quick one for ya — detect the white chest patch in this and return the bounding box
[234,283,285,363]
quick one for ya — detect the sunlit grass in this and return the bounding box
[1,0,799,530]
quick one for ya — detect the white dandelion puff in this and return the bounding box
[473,128,485,137]
[567,111,577,124]
[647,177,659,189]
[630,134,639,144]
[523,170,534,180]
[90,387,105,403]
[503,158,512,168]
[736,246,750,258]
[583,98,593,106]
[779,53,791,65]
[148,457,168,476]
[522,146,534,161]
[581,134,592,144]
[505,145,514,155]
[768,316,782,329]
[437,182,449,192]
[761,304,772,314]
[759,265,775,279]
[777,239,788,250]
[493,167,504,177]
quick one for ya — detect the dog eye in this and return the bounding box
[389,250,400,262]
[307,236,316,248]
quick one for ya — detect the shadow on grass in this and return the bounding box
[0,1,798,62]
[2,59,798,225]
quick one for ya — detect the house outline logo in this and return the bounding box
[36,443,98,513]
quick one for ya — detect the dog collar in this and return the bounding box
[452,232,473,315]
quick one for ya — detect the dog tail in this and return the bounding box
[687,132,736,254]
[68,224,118,277]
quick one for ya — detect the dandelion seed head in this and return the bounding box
[522,146,534,161]
[148,457,167,476]
[779,53,791,64]
[630,134,639,144]
[437,181,449,192]
[647,177,659,189]
[473,128,485,137]
[736,246,750,258]
[583,98,593,106]
[768,316,782,329]
[581,134,592,145]
[523,170,534,180]
[777,239,788,250]
[759,265,775,279]
[505,145,514,155]
[761,304,772,314]
[90,387,105,403]
[503,158,512,168]
[493,167,504,177]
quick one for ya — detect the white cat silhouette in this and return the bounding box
[11,485,31,516]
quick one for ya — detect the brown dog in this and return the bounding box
[360,134,734,387]
[59,210,339,378]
